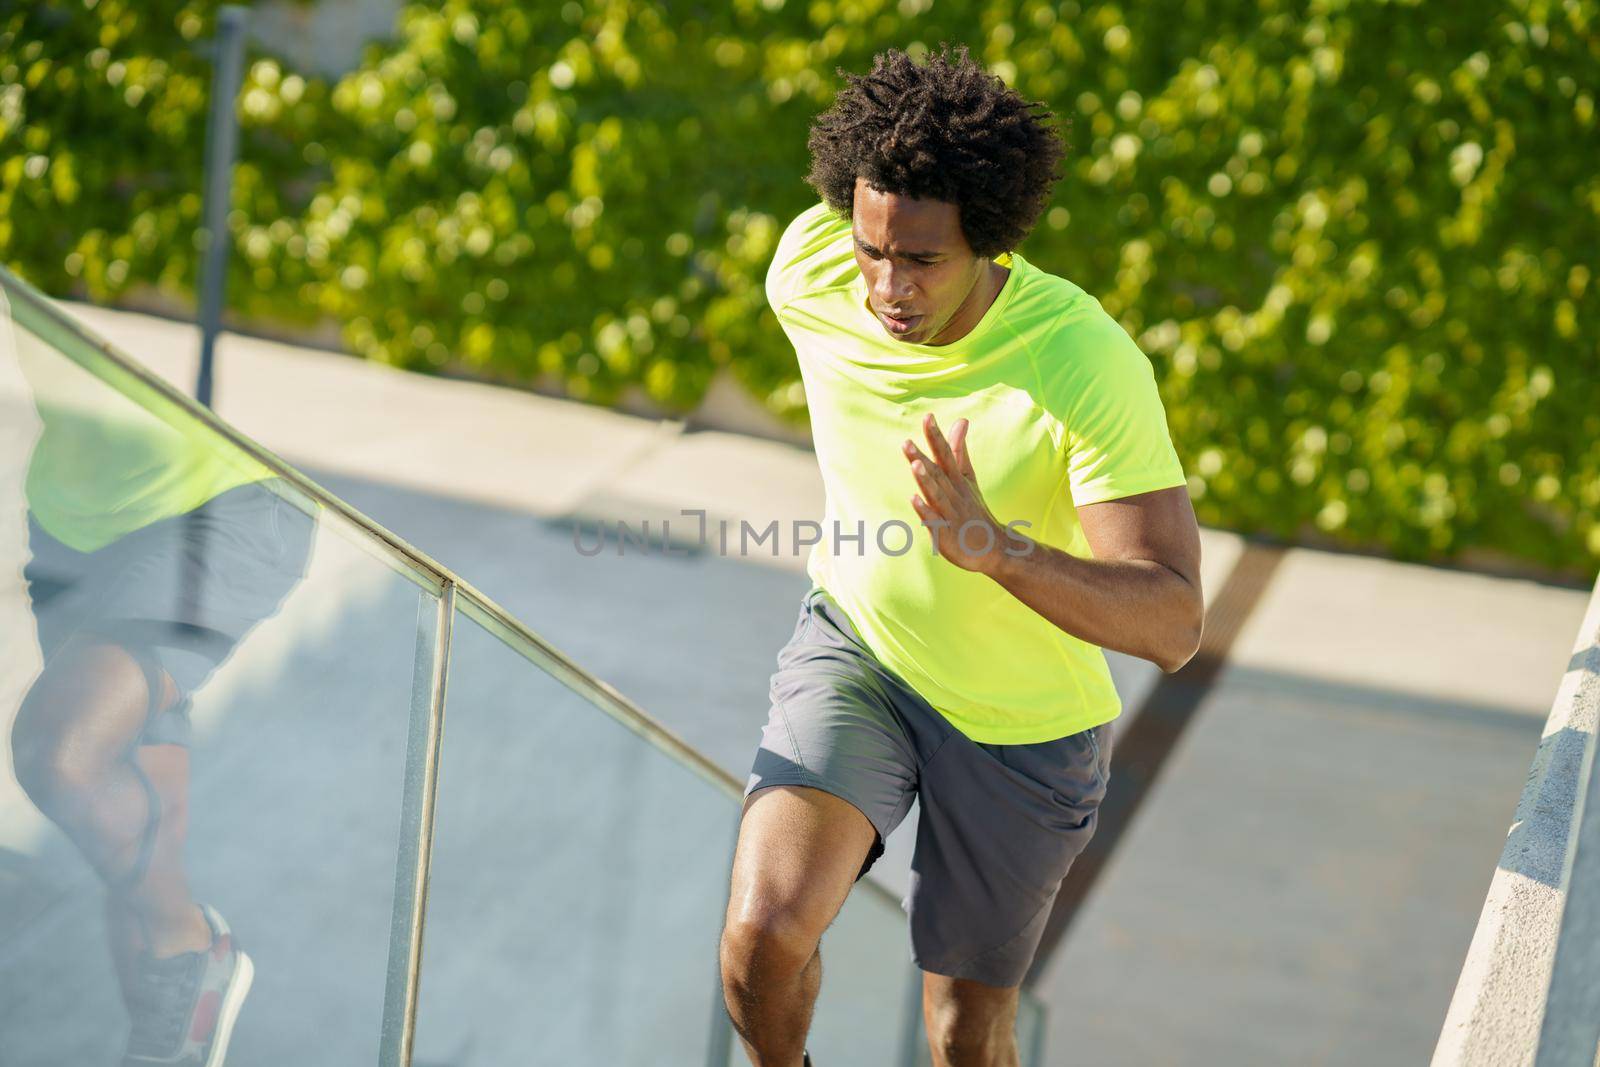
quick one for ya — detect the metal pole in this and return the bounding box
[195,5,248,407]
[379,584,456,1067]
[898,965,927,1067]
[1024,1000,1048,1067]
[704,811,740,1067]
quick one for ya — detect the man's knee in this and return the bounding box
[11,643,168,802]
[720,784,876,1004]
[12,734,60,808]
[925,976,1019,1067]
[11,705,85,809]
[929,1023,1011,1067]
[719,904,821,992]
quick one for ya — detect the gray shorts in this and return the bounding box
[744,585,1113,988]
[23,478,315,747]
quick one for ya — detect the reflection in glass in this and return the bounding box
[16,479,313,1063]
[4,293,314,1065]
[1,291,431,1066]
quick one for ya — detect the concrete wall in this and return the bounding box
[1432,576,1600,1065]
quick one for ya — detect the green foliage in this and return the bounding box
[4,0,1597,572]
[0,2,323,319]
[294,0,786,411]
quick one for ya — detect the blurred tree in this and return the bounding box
[0,2,324,318]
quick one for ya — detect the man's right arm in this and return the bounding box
[765,201,857,317]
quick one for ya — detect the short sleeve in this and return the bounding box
[1057,309,1187,507]
[765,202,856,314]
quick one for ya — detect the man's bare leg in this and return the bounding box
[922,972,1022,1067]
[12,638,211,983]
[115,744,208,954]
[719,785,877,1066]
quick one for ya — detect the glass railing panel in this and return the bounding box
[1017,993,1047,1066]
[410,597,739,1066]
[0,284,443,1065]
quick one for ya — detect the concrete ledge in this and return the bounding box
[1433,574,1600,1066]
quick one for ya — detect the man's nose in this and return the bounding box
[873,263,913,305]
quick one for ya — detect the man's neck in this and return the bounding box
[927,259,1010,346]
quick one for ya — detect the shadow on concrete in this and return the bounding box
[1499,725,1590,890]
[1216,664,1545,737]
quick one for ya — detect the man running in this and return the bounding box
[720,45,1203,1066]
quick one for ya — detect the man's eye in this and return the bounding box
[859,248,934,265]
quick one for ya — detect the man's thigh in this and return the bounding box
[743,587,925,882]
[725,784,879,943]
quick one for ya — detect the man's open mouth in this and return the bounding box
[877,309,923,335]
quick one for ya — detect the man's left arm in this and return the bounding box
[905,413,1204,674]
[985,485,1204,674]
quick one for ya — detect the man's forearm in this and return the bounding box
[984,536,1203,673]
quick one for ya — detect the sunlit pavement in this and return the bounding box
[47,304,1595,1064]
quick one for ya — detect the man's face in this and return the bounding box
[851,176,989,346]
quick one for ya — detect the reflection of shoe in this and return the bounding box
[121,904,254,1067]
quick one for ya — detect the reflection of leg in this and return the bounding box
[114,746,209,955]
[10,637,209,972]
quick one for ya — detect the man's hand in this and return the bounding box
[903,411,1203,671]
[904,413,1013,575]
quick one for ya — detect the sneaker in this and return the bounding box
[121,904,254,1066]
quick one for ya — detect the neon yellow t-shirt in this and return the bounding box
[14,322,273,553]
[768,201,1187,744]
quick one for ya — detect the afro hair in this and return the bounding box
[804,43,1068,258]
